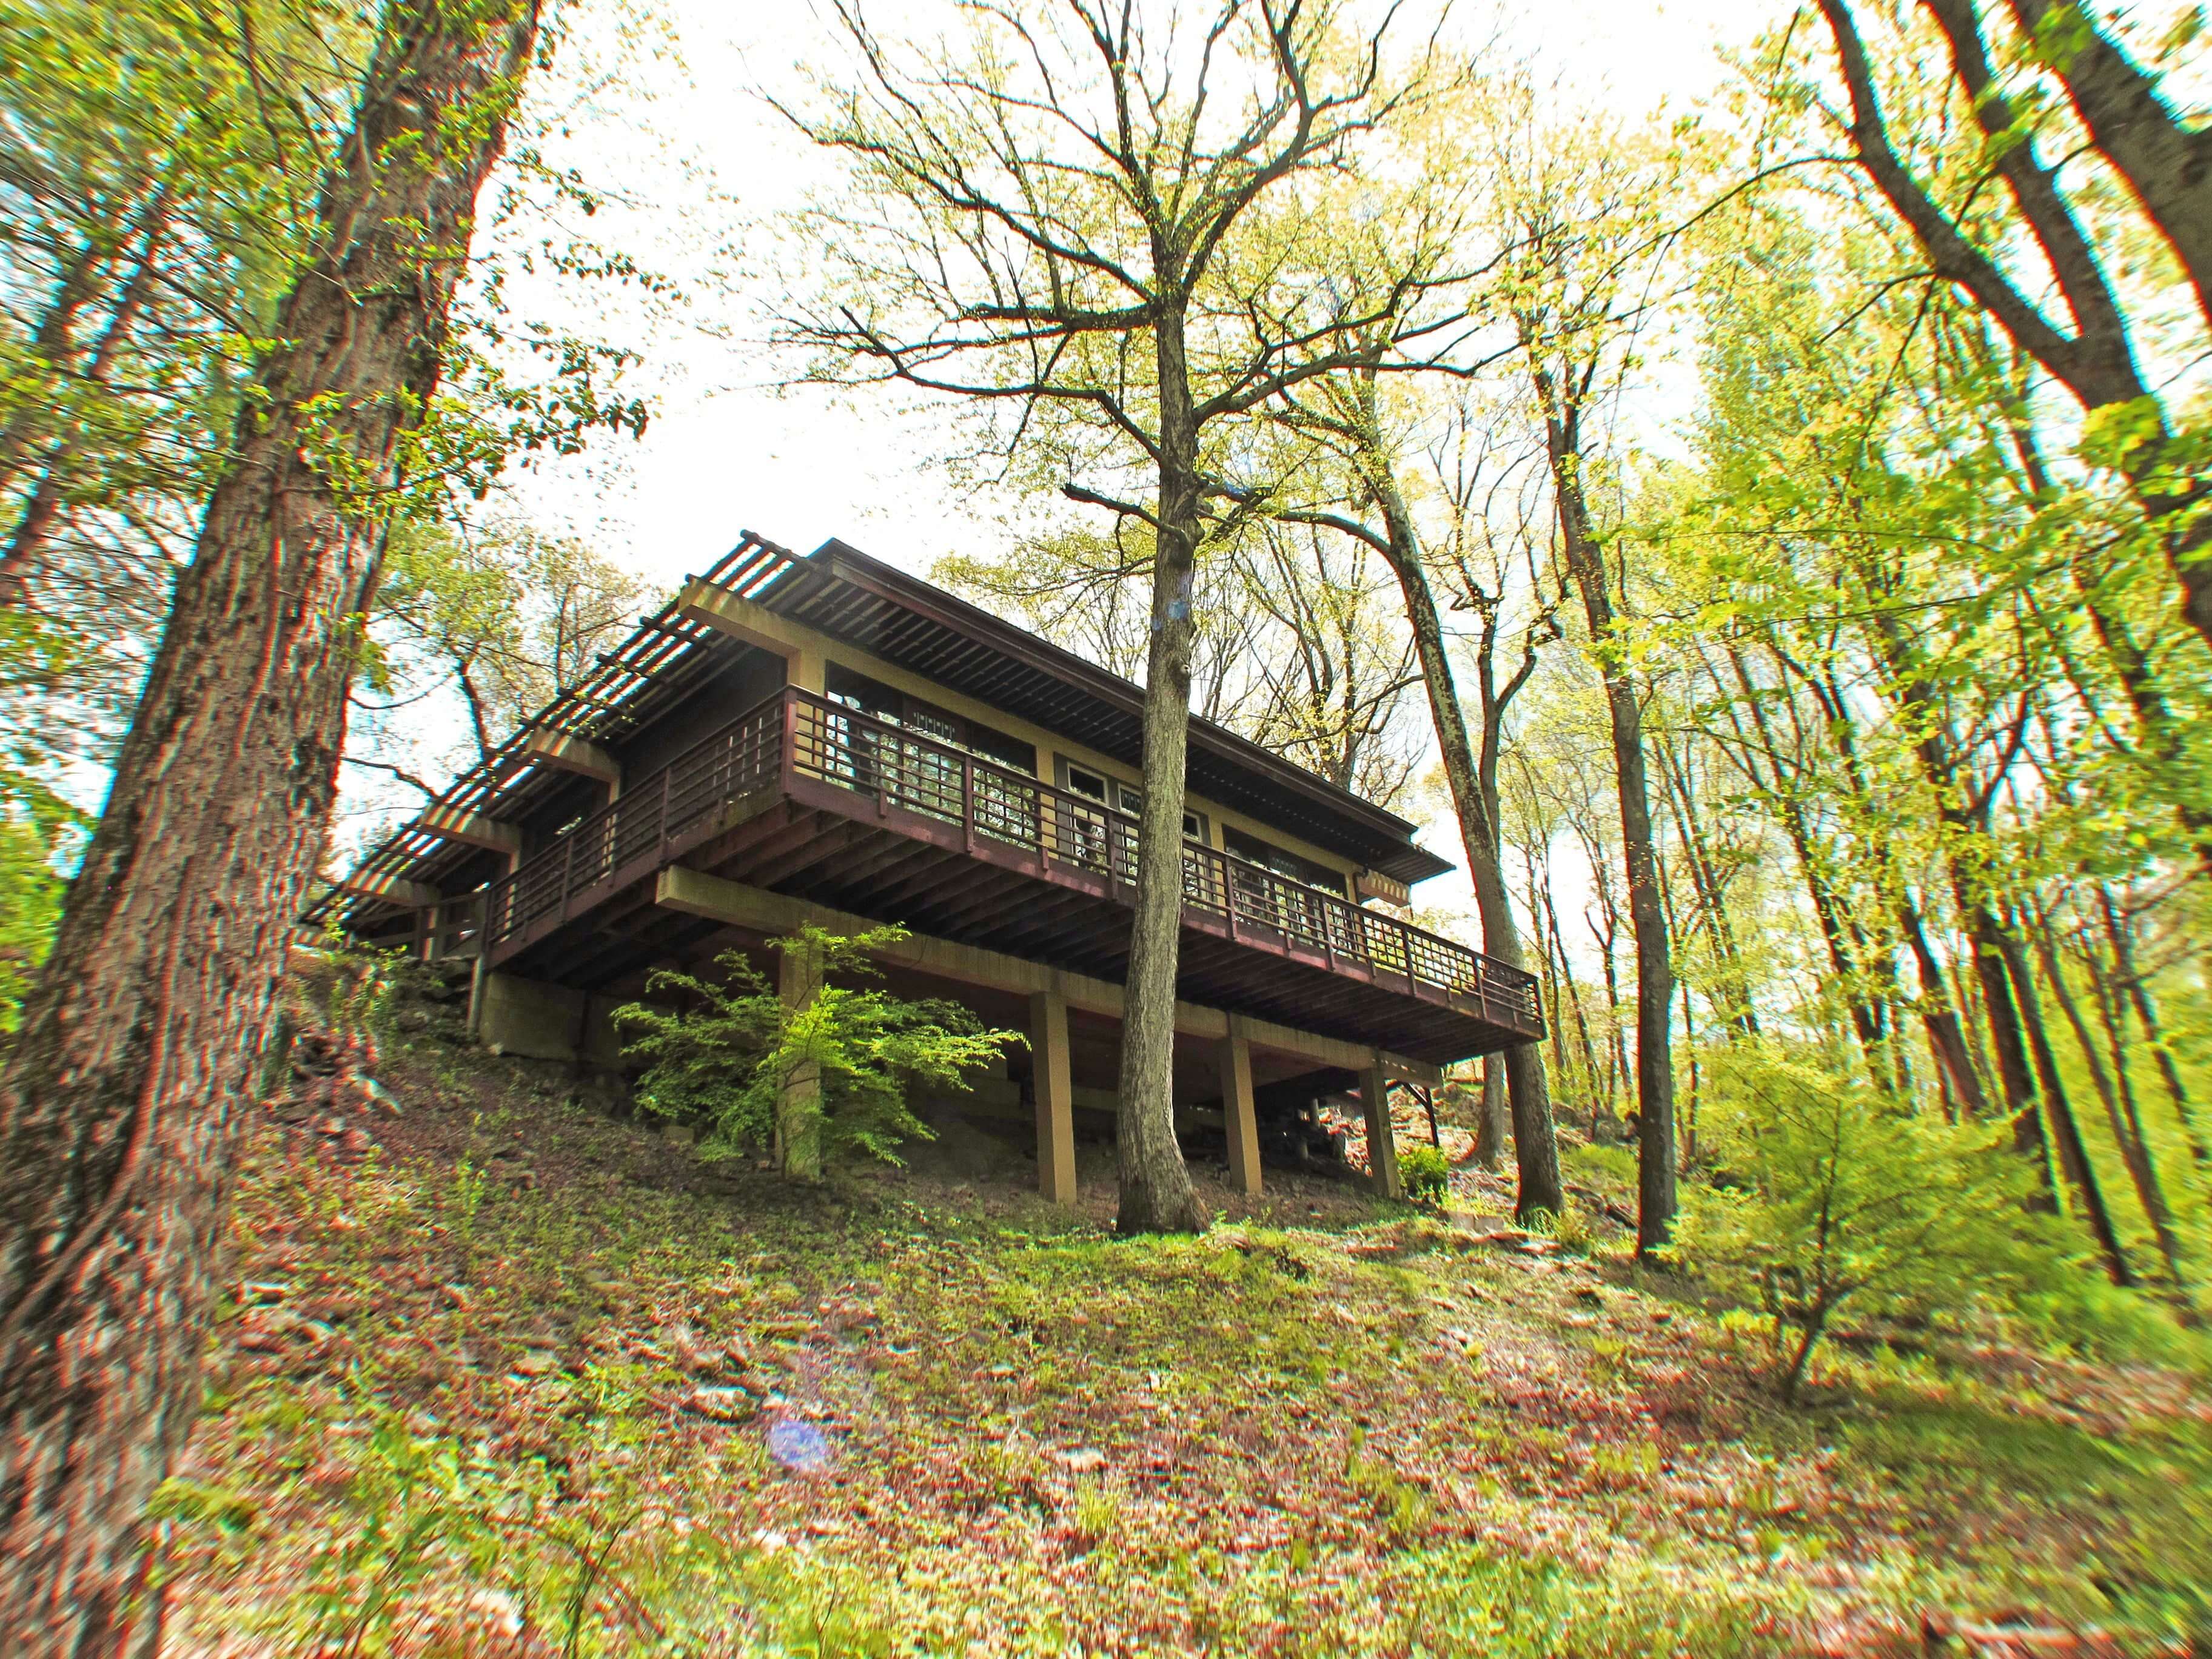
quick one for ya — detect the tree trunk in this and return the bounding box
[0,229,111,498]
[1366,465,1561,1221]
[1537,366,1675,1252]
[1820,0,2212,655]
[2001,0,2212,335]
[1899,898,1988,1119]
[2098,886,2211,1181]
[2033,919,2185,1284]
[0,5,541,1651]
[1113,303,1205,1235]
[1473,1057,1508,1170]
[1992,926,2135,1285]
[1656,737,1756,1038]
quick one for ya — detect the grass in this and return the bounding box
[153,1026,2212,1657]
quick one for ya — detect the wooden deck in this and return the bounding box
[464,688,1544,1065]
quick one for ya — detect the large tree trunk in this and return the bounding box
[1537,367,1675,1253]
[0,5,540,1651]
[1113,304,1205,1235]
[1899,898,1989,1119]
[1999,0,2212,336]
[1366,469,1563,1221]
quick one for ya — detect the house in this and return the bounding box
[331,533,1544,1199]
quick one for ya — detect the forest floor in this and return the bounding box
[157,1006,2212,1658]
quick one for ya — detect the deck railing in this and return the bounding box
[476,688,1541,1028]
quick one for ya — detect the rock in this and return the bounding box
[683,1386,756,1423]
[662,1123,697,1147]
[317,1116,347,1138]
[1572,1285,1604,1305]
[338,1126,376,1158]
[511,1349,558,1378]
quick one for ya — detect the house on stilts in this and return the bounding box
[328,533,1544,1198]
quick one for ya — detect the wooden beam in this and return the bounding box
[652,865,1440,1085]
[417,802,523,856]
[521,727,620,785]
[338,870,439,908]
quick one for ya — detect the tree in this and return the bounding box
[0,1,548,1646]
[1813,0,2212,660]
[1489,96,1687,1254]
[363,515,651,779]
[615,927,1025,1179]
[1671,1042,2040,1404]
[1250,366,1568,1221]
[774,0,1450,1233]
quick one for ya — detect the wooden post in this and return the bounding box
[1030,989,1077,1204]
[1218,1014,1261,1196]
[1361,1053,1403,1201]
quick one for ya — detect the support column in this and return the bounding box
[1030,989,1076,1204]
[1218,1015,1261,1196]
[1361,1053,1402,1200]
[777,940,823,1179]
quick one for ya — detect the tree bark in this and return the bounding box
[1114,303,1206,1235]
[1994,925,2135,1285]
[1899,898,1988,1119]
[2033,917,2184,1283]
[1362,470,1563,1221]
[0,4,541,1651]
[2001,0,2212,337]
[1536,364,1675,1252]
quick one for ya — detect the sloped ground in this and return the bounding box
[156,1021,2212,1657]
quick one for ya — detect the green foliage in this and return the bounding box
[1667,1042,2045,1403]
[0,771,83,1037]
[613,926,1023,1178]
[1398,1143,1452,1207]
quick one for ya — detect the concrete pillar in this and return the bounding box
[1361,1053,1403,1200]
[580,993,629,1071]
[1030,990,1076,1204]
[778,941,823,1179]
[1218,1016,1261,1196]
[476,970,586,1061]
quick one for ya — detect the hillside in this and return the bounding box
[153,1005,2212,1658]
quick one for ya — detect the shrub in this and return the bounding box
[612,924,1024,1178]
[1398,1143,1451,1207]
[1666,1041,2042,1403]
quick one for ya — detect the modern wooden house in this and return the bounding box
[332,533,1543,1199]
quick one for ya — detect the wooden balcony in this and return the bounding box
[470,688,1543,1064]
